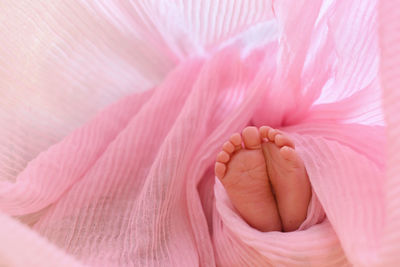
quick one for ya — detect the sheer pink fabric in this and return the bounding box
[0,0,399,266]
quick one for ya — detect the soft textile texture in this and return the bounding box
[0,0,399,266]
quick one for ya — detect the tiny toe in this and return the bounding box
[242,126,261,149]
[279,146,295,160]
[280,146,302,167]
[259,126,271,140]
[222,141,235,154]
[274,134,295,148]
[267,129,279,141]
[216,151,230,163]
[215,162,227,179]
[229,133,242,150]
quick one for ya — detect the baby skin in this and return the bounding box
[215,126,311,232]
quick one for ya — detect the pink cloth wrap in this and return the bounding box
[0,0,399,266]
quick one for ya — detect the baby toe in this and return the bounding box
[242,126,261,149]
[259,126,271,140]
[280,146,302,168]
[215,162,227,179]
[222,141,235,154]
[229,133,242,150]
[267,129,280,141]
[274,134,295,148]
[216,151,230,163]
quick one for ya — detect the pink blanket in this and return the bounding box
[0,0,399,266]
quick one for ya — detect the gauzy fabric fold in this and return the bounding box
[0,0,399,266]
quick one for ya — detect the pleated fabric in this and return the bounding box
[378,0,400,265]
[0,0,399,266]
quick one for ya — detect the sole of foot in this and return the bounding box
[215,126,282,232]
[260,126,311,232]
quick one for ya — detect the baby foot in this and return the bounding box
[215,126,282,232]
[260,126,311,232]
